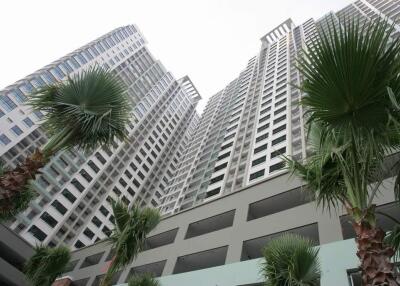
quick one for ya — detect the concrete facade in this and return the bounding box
[0,25,201,250]
[159,0,400,216]
[59,172,399,285]
[0,224,33,286]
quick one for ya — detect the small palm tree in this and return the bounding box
[286,18,400,284]
[100,201,161,286]
[128,273,160,286]
[25,245,71,286]
[0,67,131,220]
[261,234,320,286]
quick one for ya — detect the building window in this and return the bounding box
[256,133,269,143]
[91,216,102,227]
[0,134,11,145]
[0,95,17,112]
[214,162,228,172]
[257,123,269,133]
[273,125,286,134]
[132,179,140,188]
[217,152,231,161]
[74,240,85,249]
[79,169,93,182]
[99,206,109,217]
[95,152,106,164]
[28,225,47,241]
[40,212,58,227]
[88,160,100,173]
[272,135,286,146]
[270,161,285,172]
[102,226,112,237]
[71,178,85,192]
[271,147,286,159]
[250,169,265,181]
[210,174,224,184]
[273,115,286,124]
[51,200,67,215]
[11,125,23,136]
[83,228,95,240]
[254,143,268,154]
[62,189,77,203]
[23,117,34,127]
[252,156,267,167]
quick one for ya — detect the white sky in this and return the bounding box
[0,0,353,113]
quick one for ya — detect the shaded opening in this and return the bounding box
[340,202,400,239]
[126,260,167,281]
[241,223,319,261]
[185,210,235,239]
[173,246,228,274]
[64,259,79,272]
[80,252,104,269]
[144,228,178,251]
[91,271,121,286]
[247,188,312,221]
[71,278,90,286]
[0,241,26,271]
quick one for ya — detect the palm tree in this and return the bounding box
[285,18,400,285]
[100,201,161,286]
[25,245,71,286]
[128,273,160,286]
[261,234,320,286]
[0,67,131,220]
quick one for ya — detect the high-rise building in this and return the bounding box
[159,0,400,215]
[1,1,400,285]
[0,25,201,248]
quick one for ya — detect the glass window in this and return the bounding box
[10,90,26,103]
[0,134,11,145]
[51,200,67,215]
[83,228,95,239]
[62,189,76,203]
[23,117,34,127]
[11,125,23,136]
[250,169,265,181]
[40,212,58,227]
[0,95,17,112]
[28,225,47,241]
[71,178,85,192]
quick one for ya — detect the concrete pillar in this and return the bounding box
[162,223,189,276]
[317,211,343,244]
[225,203,248,263]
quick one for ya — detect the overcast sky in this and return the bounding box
[0,0,352,113]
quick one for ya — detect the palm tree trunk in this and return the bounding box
[0,149,46,215]
[353,221,400,285]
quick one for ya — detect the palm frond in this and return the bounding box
[29,67,131,154]
[298,18,400,134]
[385,225,400,262]
[0,184,37,221]
[25,245,71,286]
[105,203,161,280]
[128,273,160,286]
[261,234,320,286]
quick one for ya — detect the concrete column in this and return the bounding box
[225,203,248,263]
[162,223,189,275]
[317,211,343,244]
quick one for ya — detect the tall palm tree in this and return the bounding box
[261,234,320,286]
[128,273,160,286]
[25,245,71,286]
[100,201,161,286]
[0,67,131,220]
[285,18,400,285]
